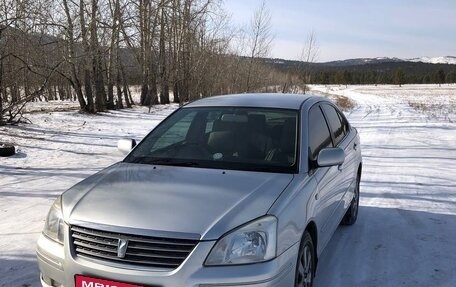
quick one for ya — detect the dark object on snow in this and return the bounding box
[0,142,16,157]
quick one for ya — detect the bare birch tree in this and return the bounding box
[62,0,87,111]
[298,31,318,94]
[245,0,273,92]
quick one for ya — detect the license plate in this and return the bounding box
[75,275,145,287]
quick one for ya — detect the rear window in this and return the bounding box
[321,104,346,145]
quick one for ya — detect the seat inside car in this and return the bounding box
[247,114,272,159]
[265,118,296,165]
[207,119,237,157]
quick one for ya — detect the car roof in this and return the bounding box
[184,93,320,110]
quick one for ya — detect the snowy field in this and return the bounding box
[311,85,456,287]
[1,84,456,286]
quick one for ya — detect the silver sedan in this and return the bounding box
[36,93,362,287]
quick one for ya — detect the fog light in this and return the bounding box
[42,274,52,285]
[41,274,63,287]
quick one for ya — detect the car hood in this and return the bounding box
[62,162,293,240]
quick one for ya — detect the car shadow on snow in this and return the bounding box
[0,254,40,287]
[314,206,456,287]
[6,151,28,159]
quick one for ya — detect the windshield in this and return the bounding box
[125,107,299,173]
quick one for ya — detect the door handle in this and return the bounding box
[353,143,358,150]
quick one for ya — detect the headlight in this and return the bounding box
[43,196,64,244]
[205,216,277,266]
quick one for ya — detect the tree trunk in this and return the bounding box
[83,70,94,112]
[181,0,192,103]
[0,46,3,124]
[118,57,132,108]
[11,85,19,103]
[139,0,151,106]
[171,0,180,104]
[91,0,106,112]
[116,84,123,109]
[94,55,107,112]
[77,0,93,112]
[107,82,114,109]
[140,82,150,106]
[108,0,122,110]
[149,68,159,106]
[173,82,180,103]
[159,2,170,105]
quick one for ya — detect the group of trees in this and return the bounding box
[312,68,456,87]
[0,0,286,124]
[278,61,456,87]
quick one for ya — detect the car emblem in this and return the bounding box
[117,238,128,258]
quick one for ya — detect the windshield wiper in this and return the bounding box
[130,157,200,167]
[163,160,200,167]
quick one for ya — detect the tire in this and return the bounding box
[294,231,316,287]
[0,142,16,157]
[341,174,360,225]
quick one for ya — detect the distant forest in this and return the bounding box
[269,59,456,86]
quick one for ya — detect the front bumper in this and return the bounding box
[36,231,298,287]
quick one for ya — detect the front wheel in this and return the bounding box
[294,231,315,287]
[341,175,360,225]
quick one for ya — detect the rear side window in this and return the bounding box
[337,112,349,135]
[308,105,333,160]
[321,104,345,145]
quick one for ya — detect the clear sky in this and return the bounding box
[224,0,456,62]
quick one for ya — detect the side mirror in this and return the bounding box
[317,147,345,167]
[118,138,137,154]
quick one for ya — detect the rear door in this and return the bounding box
[321,104,357,218]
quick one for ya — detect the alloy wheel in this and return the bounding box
[296,242,313,287]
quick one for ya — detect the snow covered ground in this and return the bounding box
[1,84,455,286]
[0,104,179,287]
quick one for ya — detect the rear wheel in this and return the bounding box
[341,175,360,225]
[294,231,315,287]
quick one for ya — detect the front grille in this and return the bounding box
[70,225,199,269]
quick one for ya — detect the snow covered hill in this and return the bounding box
[323,57,404,66]
[408,56,456,65]
[322,56,456,66]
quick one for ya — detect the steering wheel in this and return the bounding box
[178,142,213,160]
